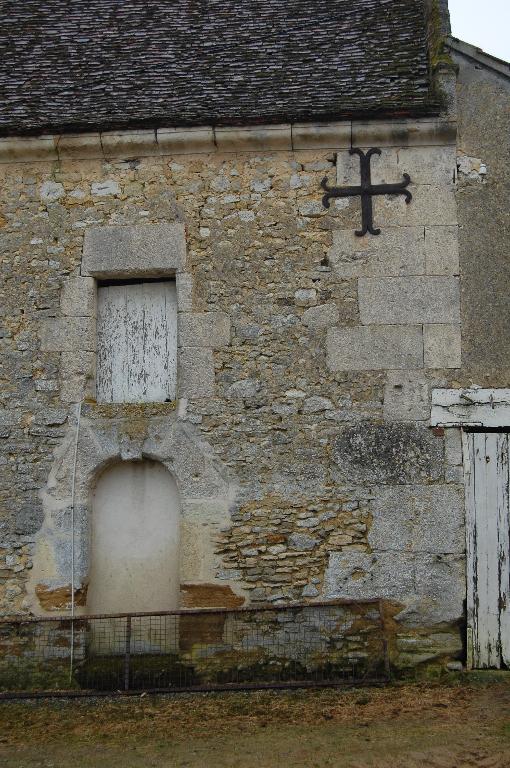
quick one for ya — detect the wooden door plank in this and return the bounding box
[125,282,147,402]
[97,285,129,403]
[141,282,176,402]
[482,432,503,667]
[498,434,510,666]
[464,430,477,668]
[473,433,502,667]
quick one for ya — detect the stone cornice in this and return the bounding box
[0,119,457,164]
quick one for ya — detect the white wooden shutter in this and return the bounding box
[96,281,177,403]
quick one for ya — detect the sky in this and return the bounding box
[449,0,510,62]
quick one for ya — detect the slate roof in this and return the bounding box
[0,0,440,137]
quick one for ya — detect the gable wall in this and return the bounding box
[454,52,510,385]
[0,120,466,669]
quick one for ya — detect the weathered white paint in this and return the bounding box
[96,281,177,403]
[432,388,510,427]
[463,431,510,668]
[87,460,181,614]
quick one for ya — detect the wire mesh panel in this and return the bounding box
[0,600,389,697]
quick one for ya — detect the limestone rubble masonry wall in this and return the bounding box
[0,138,471,668]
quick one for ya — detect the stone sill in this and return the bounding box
[82,401,177,420]
[0,119,457,164]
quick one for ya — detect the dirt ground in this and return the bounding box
[0,673,509,767]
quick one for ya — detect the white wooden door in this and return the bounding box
[96,281,177,403]
[464,431,510,668]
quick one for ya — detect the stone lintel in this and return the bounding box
[82,223,186,278]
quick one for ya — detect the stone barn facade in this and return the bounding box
[0,0,509,672]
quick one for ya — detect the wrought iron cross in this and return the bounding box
[321,148,412,236]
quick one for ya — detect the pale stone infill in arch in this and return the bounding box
[88,459,181,615]
[25,405,242,615]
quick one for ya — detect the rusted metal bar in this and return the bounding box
[0,598,382,625]
[0,678,390,701]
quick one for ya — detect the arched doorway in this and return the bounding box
[87,459,180,614]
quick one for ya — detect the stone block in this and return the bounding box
[292,122,351,150]
[332,424,443,484]
[372,185,457,227]
[57,133,102,160]
[60,350,96,402]
[14,501,44,535]
[60,277,96,317]
[180,499,230,581]
[176,273,193,312]
[368,486,465,555]
[396,146,457,186]
[61,351,96,378]
[351,119,457,148]
[445,428,463,466]
[215,125,292,152]
[60,376,88,404]
[157,127,216,154]
[178,312,230,348]
[358,277,460,325]
[302,303,339,331]
[0,135,57,163]
[336,148,398,186]
[178,347,215,398]
[335,146,458,190]
[425,226,460,275]
[324,551,415,603]
[412,554,466,624]
[227,379,261,398]
[294,289,317,307]
[329,226,425,278]
[383,371,430,422]
[445,466,463,484]
[288,533,319,551]
[40,318,96,352]
[101,130,159,159]
[302,396,333,413]
[424,324,462,369]
[324,550,465,626]
[326,325,423,371]
[82,223,186,277]
[39,181,65,203]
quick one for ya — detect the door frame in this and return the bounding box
[432,388,510,669]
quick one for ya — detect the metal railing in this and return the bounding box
[0,599,389,697]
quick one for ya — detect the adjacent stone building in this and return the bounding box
[0,0,509,671]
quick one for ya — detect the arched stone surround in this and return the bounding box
[26,402,241,615]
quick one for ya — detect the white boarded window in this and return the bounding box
[96,280,177,403]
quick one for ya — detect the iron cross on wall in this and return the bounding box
[321,148,412,236]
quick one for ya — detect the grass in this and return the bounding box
[0,673,509,767]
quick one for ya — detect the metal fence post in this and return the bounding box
[378,599,392,680]
[124,615,131,692]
